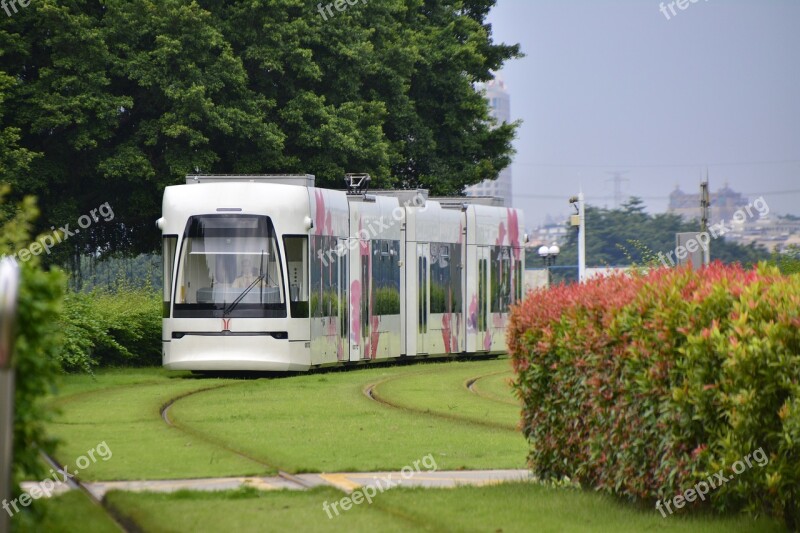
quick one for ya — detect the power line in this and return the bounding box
[513,189,800,201]
[514,159,800,169]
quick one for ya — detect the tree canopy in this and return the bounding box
[0,0,519,260]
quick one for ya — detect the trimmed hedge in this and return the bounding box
[509,263,800,528]
[60,284,161,371]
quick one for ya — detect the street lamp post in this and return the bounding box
[0,258,21,533]
[538,244,560,287]
[569,193,586,283]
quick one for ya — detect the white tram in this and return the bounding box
[158,174,525,371]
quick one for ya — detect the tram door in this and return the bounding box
[477,246,490,348]
[417,243,429,354]
[337,238,348,360]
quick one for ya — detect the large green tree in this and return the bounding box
[0,0,519,263]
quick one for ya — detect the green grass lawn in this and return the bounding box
[469,369,520,406]
[169,360,528,472]
[102,483,784,533]
[373,360,520,429]
[11,490,120,533]
[39,360,787,532]
[48,360,528,479]
[48,369,266,480]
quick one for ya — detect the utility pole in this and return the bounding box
[605,171,629,209]
[569,192,586,283]
[700,175,710,267]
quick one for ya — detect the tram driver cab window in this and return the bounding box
[174,215,286,316]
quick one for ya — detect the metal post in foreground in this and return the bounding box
[0,258,21,533]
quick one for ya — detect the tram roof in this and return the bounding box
[185,174,315,187]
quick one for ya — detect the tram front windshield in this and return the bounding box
[173,215,286,318]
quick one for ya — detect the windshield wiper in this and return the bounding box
[223,274,264,317]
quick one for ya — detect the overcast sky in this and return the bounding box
[487,0,800,226]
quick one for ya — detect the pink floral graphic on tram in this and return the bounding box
[483,331,492,351]
[507,209,521,259]
[441,278,461,353]
[493,311,506,328]
[369,315,381,359]
[453,313,462,352]
[507,208,522,305]
[337,337,345,361]
[363,222,381,359]
[496,221,506,247]
[314,189,332,236]
[467,294,478,331]
[441,312,462,353]
[442,312,452,352]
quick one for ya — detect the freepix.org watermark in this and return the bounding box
[659,0,709,21]
[657,196,769,268]
[655,446,769,517]
[10,202,114,263]
[322,453,438,519]
[317,0,367,21]
[317,192,425,267]
[1,0,31,18]
[2,441,113,518]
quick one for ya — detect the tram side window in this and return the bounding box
[311,236,323,318]
[478,259,487,331]
[163,236,177,318]
[430,243,450,314]
[429,242,463,314]
[491,246,512,313]
[311,235,339,318]
[326,236,339,318]
[450,243,463,313]
[284,236,309,317]
[372,240,400,315]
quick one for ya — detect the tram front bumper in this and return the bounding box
[163,333,310,371]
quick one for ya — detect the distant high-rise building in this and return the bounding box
[465,75,512,206]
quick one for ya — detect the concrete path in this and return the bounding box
[22,469,532,500]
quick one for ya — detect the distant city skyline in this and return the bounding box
[465,77,513,204]
[486,1,800,227]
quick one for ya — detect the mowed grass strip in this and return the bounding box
[106,487,420,533]
[49,369,268,480]
[103,483,784,533]
[169,361,529,473]
[469,369,520,406]
[372,359,519,429]
[12,490,120,533]
[47,368,178,402]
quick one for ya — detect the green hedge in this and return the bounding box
[509,263,800,529]
[1,189,64,516]
[60,284,161,371]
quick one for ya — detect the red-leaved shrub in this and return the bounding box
[510,262,800,528]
